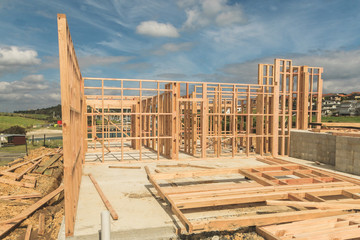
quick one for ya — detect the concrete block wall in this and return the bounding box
[290,130,336,165]
[290,130,360,175]
[335,136,360,175]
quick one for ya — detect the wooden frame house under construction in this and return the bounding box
[57,14,323,236]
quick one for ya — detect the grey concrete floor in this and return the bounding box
[68,156,266,240]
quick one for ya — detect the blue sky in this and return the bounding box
[0,0,360,112]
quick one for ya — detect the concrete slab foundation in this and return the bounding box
[67,156,266,239]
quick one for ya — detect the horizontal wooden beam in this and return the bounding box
[191,209,346,233]
[266,200,360,210]
[175,186,360,210]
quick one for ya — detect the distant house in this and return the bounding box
[345,92,360,100]
[0,134,26,146]
[322,103,340,116]
[338,101,358,116]
[356,103,360,115]
[322,100,340,116]
[323,93,343,101]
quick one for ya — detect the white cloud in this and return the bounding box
[152,42,193,55]
[0,46,41,74]
[136,21,179,38]
[289,50,360,93]
[0,74,49,96]
[215,9,245,26]
[22,74,45,83]
[179,0,247,29]
[0,74,60,112]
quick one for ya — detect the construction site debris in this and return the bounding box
[0,147,64,239]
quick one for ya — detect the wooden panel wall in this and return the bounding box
[57,14,85,236]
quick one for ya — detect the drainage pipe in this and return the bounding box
[101,210,110,240]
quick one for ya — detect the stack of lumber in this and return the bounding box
[146,157,360,239]
[0,147,64,239]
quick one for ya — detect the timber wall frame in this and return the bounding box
[57,14,323,236]
[84,59,323,161]
[57,14,85,236]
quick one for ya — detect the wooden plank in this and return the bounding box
[322,122,360,129]
[165,181,350,197]
[34,154,62,174]
[144,166,193,232]
[7,158,24,167]
[15,159,42,181]
[1,155,44,174]
[191,209,346,233]
[0,177,34,188]
[294,225,360,239]
[1,171,36,181]
[258,213,360,234]
[0,194,41,200]
[156,164,214,169]
[280,158,360,185]
[201,83,208,158]
[272,59,280,156]
[305,193,325,202]
[24,224,32,240]
[0,185,63,237]
[151,164,299,180]
[174,185,360,210]
[255,226,280,240]
[38,213,45,235]
[88,174,118,220]
[266,200,360,210]
[238,169,277,186]
[151,167,240,180]
[108,166,141,169]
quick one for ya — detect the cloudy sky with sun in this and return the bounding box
[0,0,360,112]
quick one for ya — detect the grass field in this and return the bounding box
[321,116,360,123]
[0,115,49,131]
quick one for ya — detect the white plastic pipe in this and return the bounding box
[101,210,110,240]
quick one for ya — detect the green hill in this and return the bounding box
[0,115,48,131]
